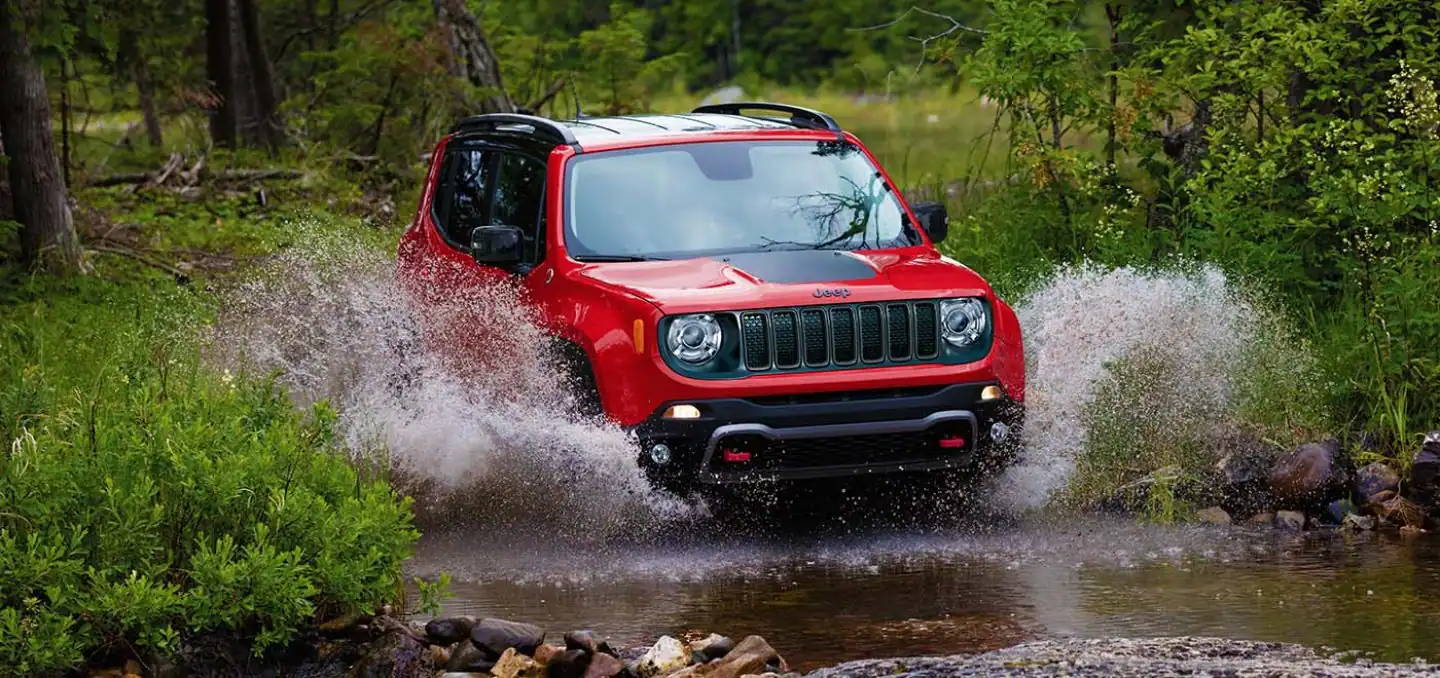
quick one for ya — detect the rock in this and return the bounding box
[689,634,733,661]
[1269,439,1348,508]
[494,647,548,678]
[667,636,786,678]
[439,674,490,678]
[1211,435,1276,516]
[351,628,430,678]
[548,648,592,678]
[566,630,614,656]
[1323,498,1357,524]
[1411,432,1440,508]
[535,644,564,665]
[426,616,477,645]
[319,610,369,636]
[473,618,547,658]
[636,636,691,678]
[1194,506,1231,525]
[449,640,497,673]
[584,652,626,678]
[1274,510,1306,531]
[1343,513,1376,531]
[430,644,453,667]
[1246,512,1275,525]
[1354,462,1400,503]
[1375,495,1427,528]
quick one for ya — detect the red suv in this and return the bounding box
[398,103,1025,495]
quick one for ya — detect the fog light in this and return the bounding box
[663,404,701,419]
[990,422,1011,443]
[980,385,1004,401]
[648,444,673,465]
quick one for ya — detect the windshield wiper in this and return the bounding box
[570,254,669,262]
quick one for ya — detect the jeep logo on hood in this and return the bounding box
[813,287,852,299]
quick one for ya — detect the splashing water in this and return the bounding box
[998,263,1292,510]
[209,225,1307,528]
[208,227,697,536]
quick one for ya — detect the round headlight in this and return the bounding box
[667,314,723,364]
[940,298,986,347]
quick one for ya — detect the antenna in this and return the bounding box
[568,79,583,119]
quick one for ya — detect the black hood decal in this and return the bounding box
[711,250,880,284]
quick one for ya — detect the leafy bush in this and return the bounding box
[0,271,417,676]
[955,0,1440,456]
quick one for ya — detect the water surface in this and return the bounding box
[407,516,1440,671]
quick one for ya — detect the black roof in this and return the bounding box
[453,102,844,152]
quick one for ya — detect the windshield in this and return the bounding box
[564,140,920,260]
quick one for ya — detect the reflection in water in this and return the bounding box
[408,519,1440,671]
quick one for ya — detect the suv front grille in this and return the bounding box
[738,301,941,372]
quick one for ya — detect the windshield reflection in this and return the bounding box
[565,140,918,260]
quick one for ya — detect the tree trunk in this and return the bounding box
[206,0,237,147]
[432,0,515,114]
[123,31,164,147]
[238,0,281,151]
[229,0,264,147]
[0,0,83,273]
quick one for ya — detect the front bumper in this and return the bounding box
[632,382,1022,490]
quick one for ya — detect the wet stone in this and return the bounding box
[427,616,477,646]
[449,640,497,673]
[692,635,734,661]
[566,630,615,656]
[1269,439,1347,508]
[1411,432,1440,509]
[351,628,430,678]
[473,618,547,658]
[1194,506,1230,525]
[1247,512,1275,525]
[637,636,691,678]
[1274,510,1306,531]
[1343,513,1376,531]
[1354,462,1400,503]
[494,647,547,678]
[1323,498,1356,524]
[548,648,592,678]
[585,652,626,678]
[536,644,564,665]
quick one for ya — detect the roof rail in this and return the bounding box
[691,102,844,139]
[453,113,581,150]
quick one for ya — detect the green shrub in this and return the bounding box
[0,271,417,676]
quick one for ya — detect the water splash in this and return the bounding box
[998,263,1311,510]
[207,225,697,536]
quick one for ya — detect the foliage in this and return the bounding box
[0,269,418,675]
[951,0,1440,461]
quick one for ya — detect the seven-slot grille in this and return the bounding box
[738,301,940,372]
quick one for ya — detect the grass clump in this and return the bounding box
[0,268,417,676]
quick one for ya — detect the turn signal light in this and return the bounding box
[980,385,1004,401]
[663,404,702,419]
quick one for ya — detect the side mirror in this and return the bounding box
[470,225,523,266]
[911,201,949,244]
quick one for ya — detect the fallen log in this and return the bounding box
[89,168,303,187]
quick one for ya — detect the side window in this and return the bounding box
[432,148,495,248]
[491,153,547,264]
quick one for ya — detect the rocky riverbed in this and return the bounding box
[808,637,1437,677]
[255,617,1440,678]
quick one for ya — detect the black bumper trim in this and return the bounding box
[633,382,1018,487]
[696,410,977,484]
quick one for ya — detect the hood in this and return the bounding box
[575,249,992,314]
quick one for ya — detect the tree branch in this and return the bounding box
[849,6,988,74]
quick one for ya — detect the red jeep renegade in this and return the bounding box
[398,103,1026,495]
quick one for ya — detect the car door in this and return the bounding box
[397,137,552,382]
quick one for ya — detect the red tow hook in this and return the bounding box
[937,436,967,449]
[722,448,752,463]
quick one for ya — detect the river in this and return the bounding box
[406,514,1440,671]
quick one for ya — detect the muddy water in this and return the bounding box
[407,518,1440,671]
